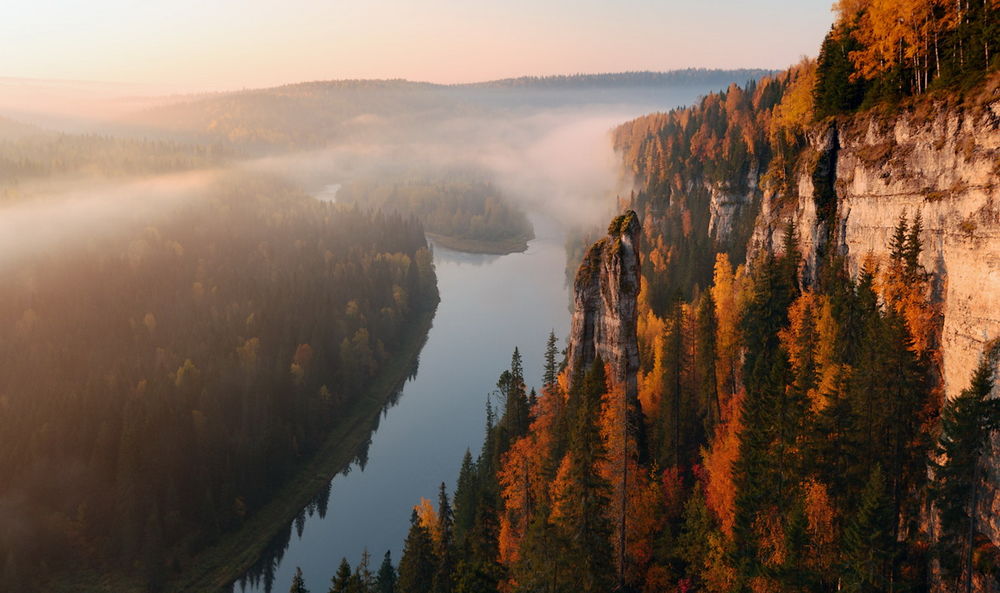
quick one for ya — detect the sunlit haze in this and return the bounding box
[3,0,833,90]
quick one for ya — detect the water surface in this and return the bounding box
[237,213,571,592]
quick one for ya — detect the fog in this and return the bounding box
[241,105,642,229]
[0,171,218,270]
[0,73,767,274]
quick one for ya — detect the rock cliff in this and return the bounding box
[754,90,1000,401]
[566,210,641,401]
[752,86,1000,557]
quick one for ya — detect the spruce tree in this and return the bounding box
[841,466,893,593]
[934,352,999,589]
[903,212,924,280]
[552,358,614,593]
[695,291,720,434]
[330,558,353,593]
[433,483,455,593]
[543,330,560,388]
[375,551,397,593]
[452,450,478,545]
[398,510,436,593]
[814,28,865,116]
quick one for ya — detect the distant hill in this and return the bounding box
[127,69,776,152]
[461,69,777,89]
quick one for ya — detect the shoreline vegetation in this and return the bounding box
[336,172,535,257]
[44,308,438,593]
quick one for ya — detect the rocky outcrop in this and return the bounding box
[708,165,760,241]
[754,88,1000,563]
[566,210,641,400]
[756,92,1000,400]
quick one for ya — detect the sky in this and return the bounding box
[1,0,835,92]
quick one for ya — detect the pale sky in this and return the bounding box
[1,0,835,92]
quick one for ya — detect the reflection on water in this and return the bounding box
[232,213,571,593]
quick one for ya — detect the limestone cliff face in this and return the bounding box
[566,210,641,400]
[755,94,1000,400]
[752,90,1000,551]
[708,165,760,241]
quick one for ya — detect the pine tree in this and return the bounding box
[934,350,1000,589]
[375,551,397,593]
[290,567,310,593]
[398,510,436,593]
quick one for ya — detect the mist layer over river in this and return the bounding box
[236,213,571,593]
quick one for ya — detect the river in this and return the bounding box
[235,213,572,593]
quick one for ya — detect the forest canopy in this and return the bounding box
[0,174,438,591]
[336,169,535,254]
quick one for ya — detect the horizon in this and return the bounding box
[0,66,780,96]
[3,0,833,93]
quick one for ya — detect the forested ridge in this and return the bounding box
[0,175,438,592]
[320,217,1000,593]
[612,0,998,313]
[0,129,229,198]
[336,171,534,254]
[309,2,1000,592]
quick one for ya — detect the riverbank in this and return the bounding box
[426,232,531,255]
[42,307,437,593]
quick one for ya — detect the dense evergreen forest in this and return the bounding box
[0,175,438,592]
[0,128,228,197]
[309,1,1000,592]
[316,220,999,593]
[336,171,534,254]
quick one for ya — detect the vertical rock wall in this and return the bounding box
[566,210,641,401]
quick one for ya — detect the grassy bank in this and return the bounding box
[426,232,531,255]
[43,308,437,593]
